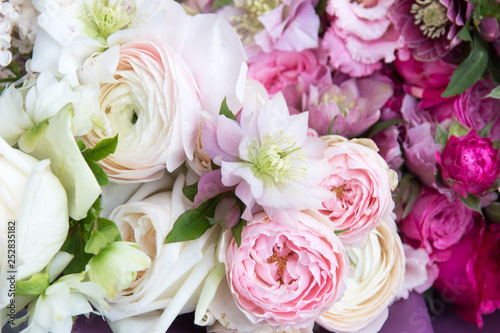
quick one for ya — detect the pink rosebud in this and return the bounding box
[224,210,349,328]
[478,17,500,42]
[436,131,500,197]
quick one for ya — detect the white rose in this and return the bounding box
[104,173,220,333]
[316,215,405,333]
[0,137,68,308]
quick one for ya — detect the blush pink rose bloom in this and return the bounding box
[247,49,326,96]
[434,220,500,328]
[223,210,349,328]
[436,131,500,197]
[322,0,403,77]
[399,186,474,262]
[320,136,398,247]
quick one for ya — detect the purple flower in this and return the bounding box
[436,130,500,197]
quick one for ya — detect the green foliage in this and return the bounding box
[231,219,246,247]
[219,97,237,121]
[80,134,118,186]
[211,0,233,10]
[15,272,50,297]
[183,182,199,202]
[459,194,483,215]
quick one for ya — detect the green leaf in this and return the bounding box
[218,97,237,121]
[487,46,500,85]
[231,219,246,247]
[458,19,472,41]
[485,202,500,222]
[77,139,86,151]
[82,134,118,161]
[460,194,483,215]
[84,219,122,255]
[79,197,103,226]
[211,0,233,10]
[364,119,407,138]
[478,121,494,138]
[15,272,50,296]
[183,182,198,202]
[442,38,488,97]
[315,0,328,16]
[211,160,221,170]
[435,122,449,146]
[449,121,470,138]
[402,178,421,219]
[327,116,338,136]
[164,197,219,244]
[87,160,110,186]
[334,229,348,235]
[60,226,93,274]
[484,85,500,99]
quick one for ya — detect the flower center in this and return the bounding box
[247,131,307,183]
[229,0,280,45]
[411,0,449,39]
[331,185,346,198]
[267,248,295,285]
[82,0,134,43]
[316,93,354,118]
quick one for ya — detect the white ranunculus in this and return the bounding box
[316,215,405,333]
[0,137,68,306]
[104,173,220,333]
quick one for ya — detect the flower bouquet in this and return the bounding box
[0,0,499,332]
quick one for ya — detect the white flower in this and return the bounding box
[86,241,151,298]
[0,137,68,305]
[22,272,108,333]
[103,174,220,333]
[316,216,405,333]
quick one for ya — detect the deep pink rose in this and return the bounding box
[247,49,326,96]
[320,138,397,247]
[224,210,348,328]
[434,220,500,328]
[436,131,500,197]
[399,186,474,262]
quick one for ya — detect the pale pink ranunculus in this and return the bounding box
[399,186,474,262]
[79,1,247,182]
[320,136,398,247]
[322,0,403,77]
[223,210,349,328]
[247,49,326,96]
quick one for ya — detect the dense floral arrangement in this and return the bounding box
[0,0,499,332]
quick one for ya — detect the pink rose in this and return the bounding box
[224,210,348,328]
[434,220,500,328]
[247,49,325,96]
[320,137,398,247]
[322,0,403,77]
[436,131,500,197]
[399,186,474,262]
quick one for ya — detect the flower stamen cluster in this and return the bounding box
[247,131,307,183]
[81,0,134,43]
[411,0,448,39]
[229,0,280,44]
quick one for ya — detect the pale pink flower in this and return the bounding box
[320,136,398,247]
[202,93,334,219]
[322,0,403,77]
[222,210,349,328]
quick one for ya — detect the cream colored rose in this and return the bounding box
[316,215,405,333]
[104,174,220,333]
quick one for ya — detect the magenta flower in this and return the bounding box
[436,130,500,197]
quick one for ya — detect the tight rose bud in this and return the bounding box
[478,17,500,42]
[436,131,500,197]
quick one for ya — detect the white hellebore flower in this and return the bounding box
[0,137,68,307]
[22,272,108,333]
[104,174,220,333]
[316,216,405,333]
[86,241,151,298]
[0,71,109,219]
